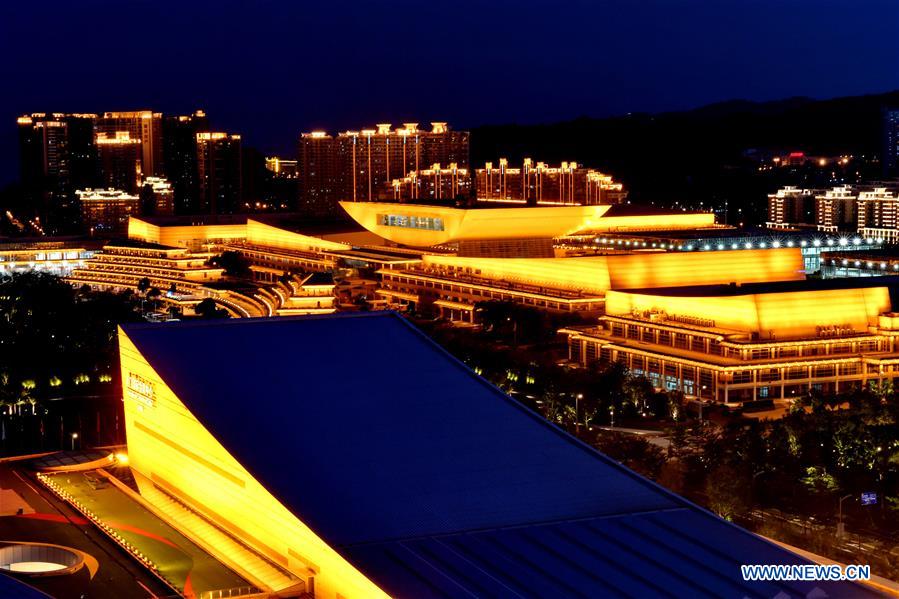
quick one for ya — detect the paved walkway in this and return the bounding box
[49,469,249,597]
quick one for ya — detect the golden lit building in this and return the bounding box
[476,159,627,205]
[390,163,470,201]
[94,110,164,178]
[379,248,806,323]
[298,123,469,215]
[118,313,868,598]
[0,242,94,276]
[95,131,143,193]
[77,188,140,235]
[128,215,249,250]
[563,277,899,405]
[140,176,175,216]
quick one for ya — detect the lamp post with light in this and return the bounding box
[70,432,79,451]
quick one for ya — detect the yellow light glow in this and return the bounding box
[119,329,389,598]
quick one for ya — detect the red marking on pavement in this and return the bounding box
[183,571,195,598]
[16,512,89,525]
[136,580,159,598]
[104,521,182,550]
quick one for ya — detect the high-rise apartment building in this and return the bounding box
[196,132,242,214]
[17,113,98,232]
[766,186,820,229]
[95,131,143,193]
[390,163,470,201]
[815,186,859,232]
[475,159,627,205]
[163,110,209,214]
[884,108,899,177]
[297,123,470,216]
[857,187,899,242]
[94,111,164,177]
[140,176,175,216]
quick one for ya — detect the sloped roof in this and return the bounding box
[122,313,879,598]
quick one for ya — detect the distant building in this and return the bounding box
[140,177,175,216]
[265,156,297,178]
[816,185,860,232]
[163,110,208,214]
[390,163,470,201]
[884,108,899,177]
[475,159,627,205]
[196,132,242,214]
[563,278,899,406]
[77,188,140,234]
[297,123,470,216]
[94,111,164,178]
[857,187,899,243]
[17,113,98,232]
[766,186,820,229]
[95,131,143,193]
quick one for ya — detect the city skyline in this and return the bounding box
[1,0,897,184]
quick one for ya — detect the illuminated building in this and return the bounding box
[196,132,242,214]
[117,312,874,598]
[390,163,470,201]
[139,176,174,216]
[0,241,94,276]
[766,186,820,229]
[66,242,273,318]
[17,113,98,231]
[265,156,297,178]
[884,107,899,177]
[162,110,208,213]
[857,187,899,242]
[128,215,249,250]
[816,185,858,232]
[95,131,143,193]
[94,111,164,178]
[379,248,805,323]
[339,201,714,253]
[475,159,627,205]
[298,123,470,216]
[563,277,899,406]
[77,188,140,235]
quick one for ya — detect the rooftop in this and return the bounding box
[619,275,899,298]
[120,312,876,598]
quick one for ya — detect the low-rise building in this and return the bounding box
[78,188,140,235]
[563,278,899,406]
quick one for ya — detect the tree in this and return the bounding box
[211,251,251,278]
[706,465,751,521]
[137,277,151,294]
[195,298,228,319]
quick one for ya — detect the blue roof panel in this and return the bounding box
[123,313,882,598]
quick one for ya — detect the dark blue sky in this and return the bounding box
[1,0,897,184]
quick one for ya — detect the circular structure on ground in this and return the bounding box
[0,543,84,577]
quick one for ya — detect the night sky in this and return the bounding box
[1,0,897,184]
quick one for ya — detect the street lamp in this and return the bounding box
[575,394,583,434]
[699,385,707,424]
[609,406,615,429]
[70,432,79,451]
[837,494,852,539]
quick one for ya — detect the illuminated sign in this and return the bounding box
[127,372,156,409]
[378,214,445,231]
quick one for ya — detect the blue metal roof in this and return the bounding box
[123,313,882,598]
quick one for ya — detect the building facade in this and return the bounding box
[94,111,164,178]
[17,113,98,233]
[196,132,242,214]
[77,188,140,235]
[563,279,899,406]
[297,123,470,216]
[163,111,209,214]
[475,159,627,205]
